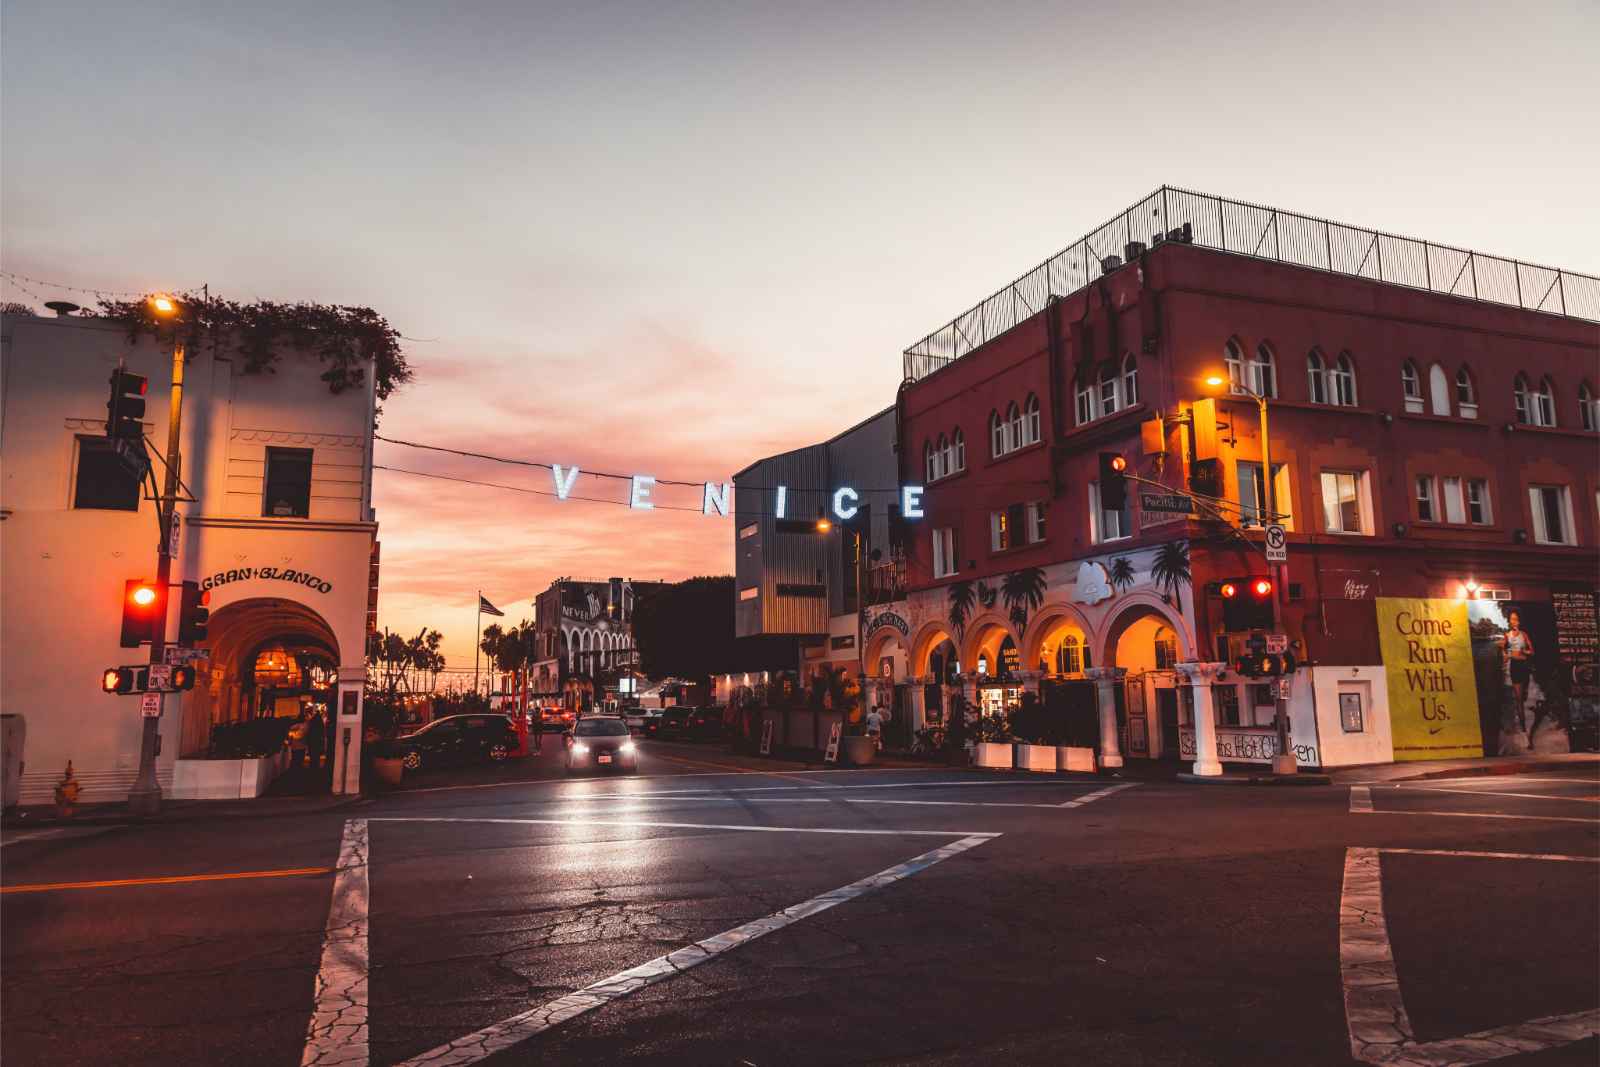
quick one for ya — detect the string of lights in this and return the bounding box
[0,269,202,301]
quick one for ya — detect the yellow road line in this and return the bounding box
[1,866,332,894]
[647,751,820,786]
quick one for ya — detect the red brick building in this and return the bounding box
[891,188,1598,771]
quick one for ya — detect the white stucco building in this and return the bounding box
[1,309,379,803]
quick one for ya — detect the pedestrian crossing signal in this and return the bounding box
[1234,651,1297,678]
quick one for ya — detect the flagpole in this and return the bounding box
[474,590,482,698]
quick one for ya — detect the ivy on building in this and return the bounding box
[98,294,414,412]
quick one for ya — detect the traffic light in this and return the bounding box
[1217,575,1273,632]
[170,664,197,691]
[106,368,148,441]
[102,666,141,694]
[121,578,162,648]
[1234,651,1297,678]
[1098,452,1128,511]
[178,581,209,646]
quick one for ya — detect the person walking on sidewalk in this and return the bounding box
[304,707,326,771]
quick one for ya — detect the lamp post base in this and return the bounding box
[126,784,162,816]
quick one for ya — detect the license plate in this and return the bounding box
[598,754,612,763]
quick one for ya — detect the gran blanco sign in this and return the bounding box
[200,566,334,595]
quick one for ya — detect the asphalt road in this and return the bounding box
[3,745,1596,1067]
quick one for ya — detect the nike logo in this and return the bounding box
[1429,727,1444,735]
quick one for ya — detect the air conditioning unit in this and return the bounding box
[1100,255,1123,272]
[1166,222,1194,244]
[1124,241,1146,260]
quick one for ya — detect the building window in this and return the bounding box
[739,586,759,601]
[932,526,959,577]
[1529,485,1574,545]
[924,441,938,482]
[1466,479,1492,525]
[1249,344,1276,397]
[1415,475,1436,522]
[1456,366,1478,419]
[1099,366,1120,417]
[1122,354,1140,407]
[1224,339,1247,395]
[1075,379,1093,425]
[738,522,758,539]
[1022,393,1041,445]
[264,447,313,518]
[1237,461,1292,529]
[1307,349,1328,404]
[1441,476,1466,524]
[1401,361,1423,413]
[935,434,950,479]
[1580,383,1598,431]
[1537,377,1557,426]
[1006,401,1024,452]
[1427,363,1451,416]
[72,436,141,511]
[1027,501,1046,543]
[1320,470,1370,535]
[991,506,1014,552]
[990,410,1006,457]
[1214,684,1243,727]
[1055,634,1082,676]
[1089,481,1131,543]
[1331,352,1358,406]
[952,428,965,472]
[1516,374,1556,427]
[1153,627,1177,670]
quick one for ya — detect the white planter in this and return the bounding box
[973,742,1014,769]
[1015,744,1057,772]
[172,754,286,800]
[1057,746,1097,773]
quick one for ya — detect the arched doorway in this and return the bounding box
[1102,599,1191,762]
[862,627,909,745]
[179,597,342,763]
[909,623,961,731]
[963,615,1021,721]
[1025,608,1099,748]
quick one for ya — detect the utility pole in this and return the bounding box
[1257,395,1297,776]
[128,302,184,816]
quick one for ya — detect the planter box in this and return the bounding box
[1057,746,1097,773]
[1015,744,1057,772]
[172,753,286,800]
[973,742,1014,769]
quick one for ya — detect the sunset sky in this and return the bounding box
[4,0,1595,669]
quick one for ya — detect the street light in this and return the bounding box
[148,294,178,317]
[1202,370,1297,775]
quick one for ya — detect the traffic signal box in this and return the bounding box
[101,664,196,694]
[178,581,210,645]
[1233,650,1297,679]
[105,368,150,477]
[1098,452,1128,510]
[121,579,162,648]
[1216,576,1275,637]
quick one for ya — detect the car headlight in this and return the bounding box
[571,742,590,755]
[619,741,636,755]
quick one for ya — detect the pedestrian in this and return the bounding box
[305,706,326,771]
[865,706,884,751]
[1503,611,1537,745]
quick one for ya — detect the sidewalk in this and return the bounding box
[1325,752,1600,784]
[2,790,366,829]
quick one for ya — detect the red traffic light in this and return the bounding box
[130,584,158,607]
[1219,582,1238,599]
[1109,454,1127,472]
[1251,578,1274,599]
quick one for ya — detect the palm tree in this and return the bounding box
[1001,568,1048,630]
[1151,540,1192,602]
[947,580,976,635]
[1108,557,1137,593]
[977,581,998,610]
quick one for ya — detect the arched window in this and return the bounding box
[1007,401,1025,449]
[1099,365,1120,416]
[924,441,937,482]
[1581,383,1598,432]
[1331,352,1358,406]
[990,410,1005,456]
[1022,393,1041,445]
[938,432,953,477]
[1514,374,1531,423]
[1427,363,1450,416]
[1307,349,1328,404]
[952,428,965,471]
[1224,338,1246,395]
[1536,376,1557,427]
[1401,361,1423,413]
[1055,633,1082,676]
[1121,354,1139,407]
[1250,343,1276,397]
[1075,376,1093,425]
[1455,366,1477,419]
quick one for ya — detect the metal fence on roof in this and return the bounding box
[902,185,1599,382]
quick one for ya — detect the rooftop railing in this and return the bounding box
[903,185,1599,382]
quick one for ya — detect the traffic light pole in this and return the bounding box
[1256,394,1297,776]
[127,340,185,816]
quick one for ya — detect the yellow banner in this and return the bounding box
[1377,597,1483,761]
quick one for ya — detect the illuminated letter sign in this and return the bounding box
[703,481,732,517]
[552,465,580,500]
[832,487,859,521]
[630,475,656,510]
[902,485,925,520]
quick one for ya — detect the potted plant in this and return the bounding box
[366,739,406,787]
[1011,693,1056,772]
[972,711,1015,769]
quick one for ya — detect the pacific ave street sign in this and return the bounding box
[1141,492,1194,514]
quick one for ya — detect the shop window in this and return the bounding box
[1320,470,1370,535]
[1401,361,1423,413]
[1529,484,1574,545]
[264,447,314,518]
[72,436,141,511]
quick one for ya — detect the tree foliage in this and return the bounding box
[631,576,737,684]
[97,293,414,412]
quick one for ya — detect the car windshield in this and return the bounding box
[575,719,629,737]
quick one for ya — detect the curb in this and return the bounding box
[1178,772,1334,787]
[2,794,371,829]
[1329,756,1600,785]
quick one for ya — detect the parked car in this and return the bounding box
[687,705,726,741]
[392,714,519,772]
[565,716,638,774]
[649,706,692,740]
[539,706,575,732]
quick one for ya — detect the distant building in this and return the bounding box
[1,309,380,802]
[527,577,668,710]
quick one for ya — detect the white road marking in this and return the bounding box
[302,819,369,1067]
[1378,848,1598,863]
[1396,785,1599,803]
[1058,782,1139,808]
[1352,808,1597,824]
[1411,775,1599,786]
[1340,846,1599,1065]
[0,826,115,849]
[393,833,996,1067]
[370,816,999,839]
[1349,785,1373,813]
[0,828,71,848]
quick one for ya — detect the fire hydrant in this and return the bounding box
[54,761,80,818]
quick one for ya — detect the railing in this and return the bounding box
[903,185,1599,381]
[865,558,907,606]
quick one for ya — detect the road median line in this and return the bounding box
[2,866,332,894]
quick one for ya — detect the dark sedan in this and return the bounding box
[565,716,638,774]
[646,707,691,740]
[687,705,726,741]
[394,714,518,772]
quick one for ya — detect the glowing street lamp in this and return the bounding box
[148,294,178,317]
